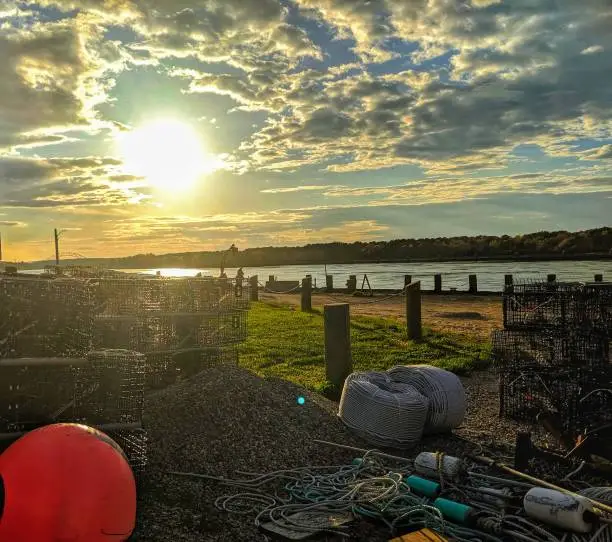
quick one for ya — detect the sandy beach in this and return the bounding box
[261,292,502,341]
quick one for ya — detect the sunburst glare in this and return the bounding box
[117,119,223,190]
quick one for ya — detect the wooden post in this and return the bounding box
[594,274,603,282]
[268,275,275,284]
[326,275,333,292]
[324,303,352,390]
[404,275,412,287]
[54,228,60,265]
[301,276,312,312]
[347,275,357,293]
[249,275,258,301]
[406,281,422,341]
[504,274,513,287]
[434,274,442,293]
[468,274,478,293]
[547,274,556,283]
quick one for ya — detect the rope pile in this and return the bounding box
[388,365,466,433]
[338,372,429,448]
[169,447,612,542]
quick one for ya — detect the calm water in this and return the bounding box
[120,260,610,291]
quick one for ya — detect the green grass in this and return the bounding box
[239,301,491,394]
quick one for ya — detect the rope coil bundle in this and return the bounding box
[338,371,429,448]
[388,365,466,433]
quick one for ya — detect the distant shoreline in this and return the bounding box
[8,252,612,269]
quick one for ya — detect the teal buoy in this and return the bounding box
[433,497,473,525]
[405,475,441,498]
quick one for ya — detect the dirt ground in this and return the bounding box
[261,292,503,341]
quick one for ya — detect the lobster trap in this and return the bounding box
[0,276,93,358]
[492,329,610,371]
[0,350,146,433]
[79,349,146,425]
[106,427,148,479]
[499,365,612,435]
[503,280,612,331]
[92,276,249,387]
[496,280,612,442]
[93,276,249,316]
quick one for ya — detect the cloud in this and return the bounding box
[260,185,334,193]
[0,155,149,209]
[231,1,612,173]
[581,45,604,55]
[582,144,612,160]
[321,173,612,205]
[0,8,127,151]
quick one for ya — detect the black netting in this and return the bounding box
[492,329,609,371]
[499,366,612,434]
[496,280,612,439]
[0,276,93,358]
[503,280,612,331]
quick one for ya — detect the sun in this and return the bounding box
[117,119,222,190]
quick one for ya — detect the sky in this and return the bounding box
[1,0,611,261]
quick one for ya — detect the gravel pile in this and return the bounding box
[132,365,385,541]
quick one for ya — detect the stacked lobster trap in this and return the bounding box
[493,280,612,441]
[92,276,248,387]
[0,272,250,476]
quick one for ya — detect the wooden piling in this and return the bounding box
[326,275,333,292]
[594,274,603,282]
[268,275,275,284]
[406,281,422,341]
[347,275,357,293]
[301,276,312,312]
[249,275,258,302]
[468,274,478,293]
[404,275,412,287]
[434,274,442,293]
[547,274,556,283]
[324,303,352,390]
[504,274,513,287]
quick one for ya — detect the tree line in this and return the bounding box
[33,227,612,269]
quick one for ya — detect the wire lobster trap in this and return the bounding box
[0,276,94,358]
[92,276,248,387]
[583,282,612,333]
[94,310,247,352]
[499,365,612,436]
[503,280,612,331]
[503,281,583,330]
[78,349,146,425]
[144,345,240,389]
[492,329,610,371]
[106,427,148,480]
[93,276,249,316]
[0,357,82,433]
[0,350,146,433]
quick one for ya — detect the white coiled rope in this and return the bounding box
[338,371,429,448]
[387,365,466,433]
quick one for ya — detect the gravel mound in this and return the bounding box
[132,365,378,541]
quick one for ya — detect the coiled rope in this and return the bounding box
[169,450,577,542]
[388,365,466,433]
[338,372,429,448]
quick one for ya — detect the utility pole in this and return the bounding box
[54,228,60,265]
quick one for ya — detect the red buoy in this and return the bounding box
[0,424,136,541]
